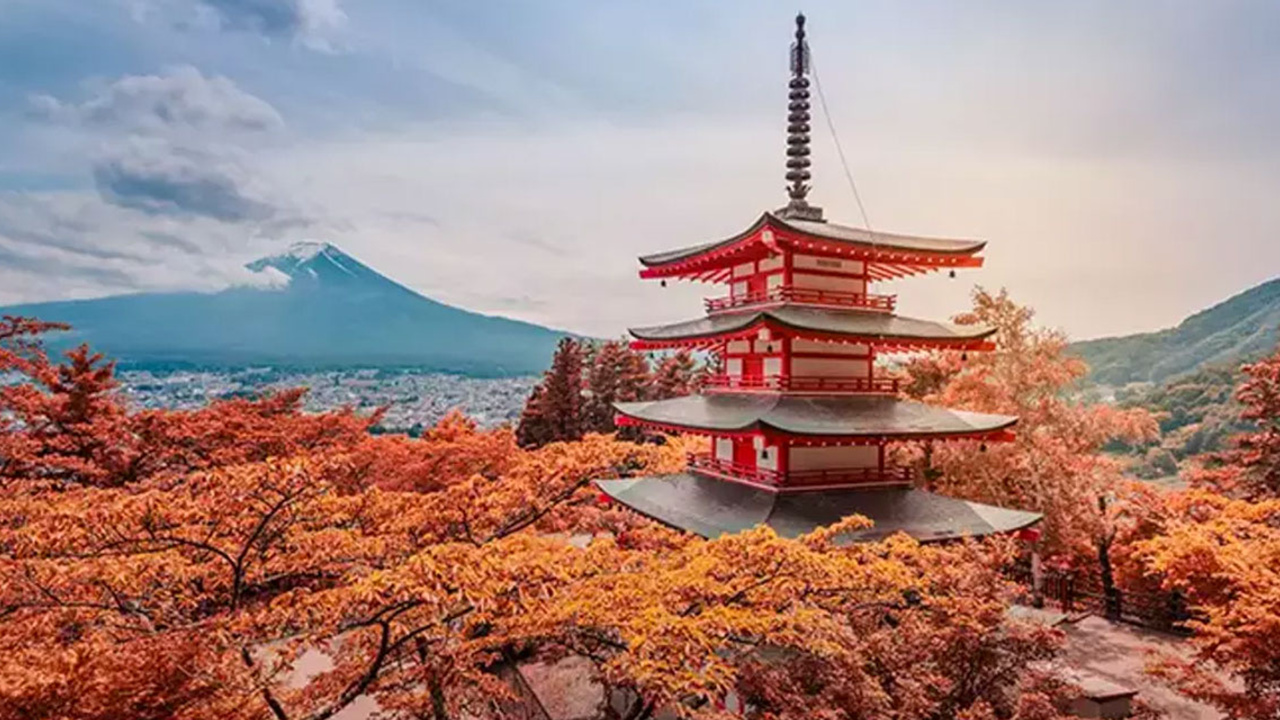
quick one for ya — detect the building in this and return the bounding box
[597,13,1041,544]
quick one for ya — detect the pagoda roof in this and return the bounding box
[639,212,986,269]
[629,305,995,349]
[614,394,1017,439]
[596,473,1042,543]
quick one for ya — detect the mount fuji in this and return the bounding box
[0,242,569,376]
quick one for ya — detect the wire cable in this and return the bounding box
[810,51,879,250]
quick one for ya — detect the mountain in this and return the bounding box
[1072,277,1280,387]
[0,242,569,377]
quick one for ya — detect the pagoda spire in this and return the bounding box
[778,12,824,222]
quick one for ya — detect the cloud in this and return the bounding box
[34,66,284,223]
[199,0,345,42]
[31,65,282,136]
[5,1,1280,344]
[125,0,347,48]
[233,263,291,289]
[0,190,306,306]
[93,140,274,221]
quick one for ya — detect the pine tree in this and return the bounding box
[649,349,701,399]
[515,384,552,448]
[584,340,651,433]
[580,340,653,440]
[516,338,585,447]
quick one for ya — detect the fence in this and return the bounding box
[1011,565,1196,635]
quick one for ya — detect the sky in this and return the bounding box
[1,0,1279,341]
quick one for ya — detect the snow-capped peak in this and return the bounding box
[283,240,335,263]
[243,241,371,284]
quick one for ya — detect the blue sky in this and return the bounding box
[1,0,1279,340]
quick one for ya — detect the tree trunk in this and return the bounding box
[1097,496,1122,621]
[430,677,449,720]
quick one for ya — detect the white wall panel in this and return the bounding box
[793,255,865,274]
[791,358,870,378]
[791,339,869,355]
[793,272,867,295]
[790,445,879,471]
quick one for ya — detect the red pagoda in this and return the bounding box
[597,14,1041,543]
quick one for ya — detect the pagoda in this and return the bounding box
[597,14,1041,543]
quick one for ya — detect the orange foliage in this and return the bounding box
[0,318,1072,720]
[0,316,376,489]
[530,530,1070,720]
[1191,348,1280,499]
[902,289,1159,555]
[1123,351,1280,718]
[1136,491,1280,719]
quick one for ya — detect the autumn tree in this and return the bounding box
[523,524,1071,720]
[0,339,136,487]
[1136,491,1280,720]
[1116,348,1280,718]
[0,317,378,490]
[1,477,1074,720]
[1190,347,1280,499]
[125,387,377,483]
[1,319,1077,719]
[0,422,688,720]
[901,288,1159,558]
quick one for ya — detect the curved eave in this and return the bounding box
[628,307,997,352]
[638,212,987,280]
[596,474,1043,543]
[774,214,987,255]
[638,214,771,268]
[613,395,1019,441]
[616,415,1018,444]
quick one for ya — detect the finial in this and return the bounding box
[778,12,823,222]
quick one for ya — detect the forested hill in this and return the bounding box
[1071,277,1280,387]
[0,242,569,377]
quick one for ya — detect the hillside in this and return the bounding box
[0,242,568,377]
[1072,277,1280,387]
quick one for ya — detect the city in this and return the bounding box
[116,368,536,432]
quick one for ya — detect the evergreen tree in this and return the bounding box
[516,338,585,447]
[649,349,702,399]
[584,340,652,436]
[515,384,551,448]
[519,342,708,447]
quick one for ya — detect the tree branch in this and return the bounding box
[241,646,291,720]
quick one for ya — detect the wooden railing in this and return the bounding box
[688,454,913,489]
[704,286,896,313]
[702,374,900,394]
[1007,564,1198,635]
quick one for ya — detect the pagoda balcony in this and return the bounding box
[703,286,896,314]
[702,374,901,395]
[687,453,914,490]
